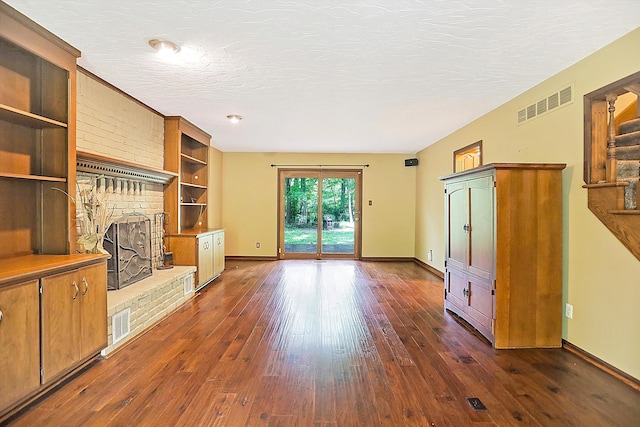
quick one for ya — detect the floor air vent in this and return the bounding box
[517,84,573,124]
[112,308,131,344]
[466,397,488,411]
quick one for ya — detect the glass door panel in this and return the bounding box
[279,169,361,259]
[283,175,318,255]
[321,177,356,254]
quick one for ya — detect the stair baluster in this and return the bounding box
[606,94,618,183]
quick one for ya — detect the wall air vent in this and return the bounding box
[559,86,572,105]
[112,308,131,344]
[184,274,194,295]
[517,83,574,125]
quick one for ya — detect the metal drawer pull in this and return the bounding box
[82,277,89,296]
[0,309,3,323]
[72,281,79,300]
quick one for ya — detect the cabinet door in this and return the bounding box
[444,267,468,315]
[0,280,40,410]
[79,263,107,358]
[41,269,81,383]
[213,231,225,277]
[445,181,468,271]
[467,176,494,280]
[198,234,214,286]
[466,276,493,339]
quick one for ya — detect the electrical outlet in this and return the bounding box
[427,250,433,261]
[256,242,260,248]
[565,303,573,319]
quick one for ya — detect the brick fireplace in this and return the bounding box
[75,70,197,355]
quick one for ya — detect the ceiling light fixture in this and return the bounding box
[148,38,180,54]
[227,114,242,123]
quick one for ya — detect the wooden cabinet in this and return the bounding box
[0,5,107,422]
[0,255,107,421]
[41,263,107,383]
[0,3,80,258]
[164,116,211,234]
[170,229,225,290]
[0,280,40,411]
[440,163,566,349]
[164,116,224,288]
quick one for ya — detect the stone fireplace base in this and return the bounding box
[103,266,197,356]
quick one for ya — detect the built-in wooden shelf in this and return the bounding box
[0,104,67,129]
[181,182,207,189]
[180,153,207,165]
[0,172,66,182]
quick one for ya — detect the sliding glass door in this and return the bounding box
[279,169,361,259]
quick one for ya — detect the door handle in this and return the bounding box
[82,277,89,296]
[72,281,79,300]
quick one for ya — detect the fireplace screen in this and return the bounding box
[104,213,153,290]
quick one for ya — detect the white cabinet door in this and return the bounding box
[213,231,225,277]
[197,234,214,286]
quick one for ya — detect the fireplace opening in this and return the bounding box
[104,213,153,290]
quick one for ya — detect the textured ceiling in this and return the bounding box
[5,1,640,153]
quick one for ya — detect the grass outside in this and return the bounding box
[285,226,354,245]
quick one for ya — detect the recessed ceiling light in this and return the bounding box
[148,38,180,54]
[227,115,242,123]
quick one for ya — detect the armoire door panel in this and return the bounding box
[446,182,468,271]
[445,267,468,314]
[466,277,493,333]
[467,176,494,280]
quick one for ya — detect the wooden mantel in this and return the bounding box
[76,151,177,184]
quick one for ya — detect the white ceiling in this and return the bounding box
[5,1,640,153]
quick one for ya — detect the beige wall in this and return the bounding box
[208,145,224,228]
[415,28,640,379]
[221,152,416,258]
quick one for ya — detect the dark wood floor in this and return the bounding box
[8,260,640,426]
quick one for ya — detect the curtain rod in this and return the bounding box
[270,163,369,167]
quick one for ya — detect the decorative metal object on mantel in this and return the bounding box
[154,212,174,269]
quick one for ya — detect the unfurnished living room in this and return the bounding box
[0,1,639,426]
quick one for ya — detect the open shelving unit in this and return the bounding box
[0,3,109,421]
[0,17,77,257]
[164,116,211,233]
[163,116,225,290]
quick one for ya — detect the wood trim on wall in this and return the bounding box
[225,256,278,262]
[562,339,640,392]
[412,257,445,279]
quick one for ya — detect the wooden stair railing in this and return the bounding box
[584,71,640,261]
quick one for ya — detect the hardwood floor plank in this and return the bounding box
[6,260,640,426]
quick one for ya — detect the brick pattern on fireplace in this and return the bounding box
[104,266,196,355]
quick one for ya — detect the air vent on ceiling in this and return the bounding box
[517,83,574,125]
